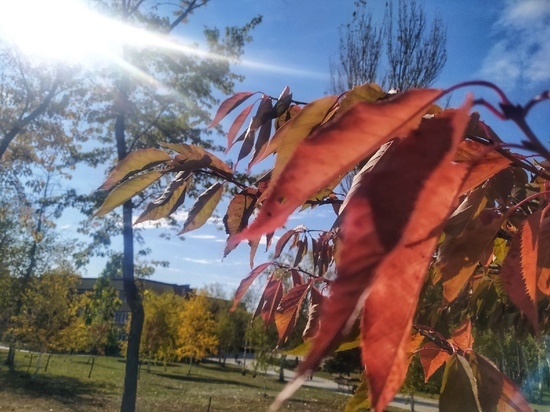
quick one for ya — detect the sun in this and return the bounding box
[0,0,131,62]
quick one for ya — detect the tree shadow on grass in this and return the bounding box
[0,371,113,407]
[151,372,259,389]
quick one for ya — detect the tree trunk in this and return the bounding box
[278,355,286,383]
[44,354,52,373]
[88,355,96,378]
[187,357,193,375]
[116,73,145,412]
[33,352,43,379]
[26,351,33,374]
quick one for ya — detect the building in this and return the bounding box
[77,277,193,329]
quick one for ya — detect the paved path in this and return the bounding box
[219,357,438,411]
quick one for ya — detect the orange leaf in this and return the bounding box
[231,262,272,312]
[501,209,541,332]
[450,318,474,352]
[274,283,310,344]
[454,140,511,193]
[277,100,472,412]
[470,352,531,412]
[419,342,451,383]
[233,88,443,242]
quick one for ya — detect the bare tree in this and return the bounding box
[330,0,447,93]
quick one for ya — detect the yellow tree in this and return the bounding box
[141,291,179,371]
[176,293,218,375]
[12,269,84,377]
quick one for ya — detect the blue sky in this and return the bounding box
[3,0,550,292]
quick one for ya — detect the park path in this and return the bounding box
[220,357,438,411]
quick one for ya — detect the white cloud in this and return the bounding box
[188,234,218,240]
[181,257,218,265]
[479,0,550,89]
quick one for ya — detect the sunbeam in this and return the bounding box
[0,0,326,80]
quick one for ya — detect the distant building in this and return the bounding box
[77,277,193,330]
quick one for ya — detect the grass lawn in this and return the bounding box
[0,350,354,412]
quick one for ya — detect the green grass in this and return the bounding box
[0,350,350,411]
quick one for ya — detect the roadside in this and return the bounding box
[219,357,438,412]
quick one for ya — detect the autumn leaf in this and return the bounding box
[134,171,191,225]
[469,351,531,412]
[274,225,306,259]
[234,88,444,242]
[419,342,451,383]
[223,188,258,257]
[98,148,171,191]
[249,95,339,169]
[501,209,541,331]
[179,182,224,234]
[438,213,503,303]
[454,140,511,194]
[439,355,482,412]
[208,91,259,128]
[274,283,310,344]
[344,376,370,412]
[337,82,386,114]
[537,215,550,295]
[255,277,284,325]
[444,185,488,236]
[95,170,164,217]
[226,103,255,153]
[450,318,474,351]
[231,262,273,312]
[270,100,473,412]
[302,286,323,341]
[162,143,233,178]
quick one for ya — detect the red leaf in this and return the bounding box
[209,91,258,128]
[256,278,284,325]
[501,209,541,332]
[290,269,303,286]
[233,88,444,242]
[419,342,451,383]
[283,102,473,412]
[450,318,474,352]
[226,103,255,153]
[470,352,531,412]
[231,262,272,312]
[179,182,224,234]
[274,283,310,344]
